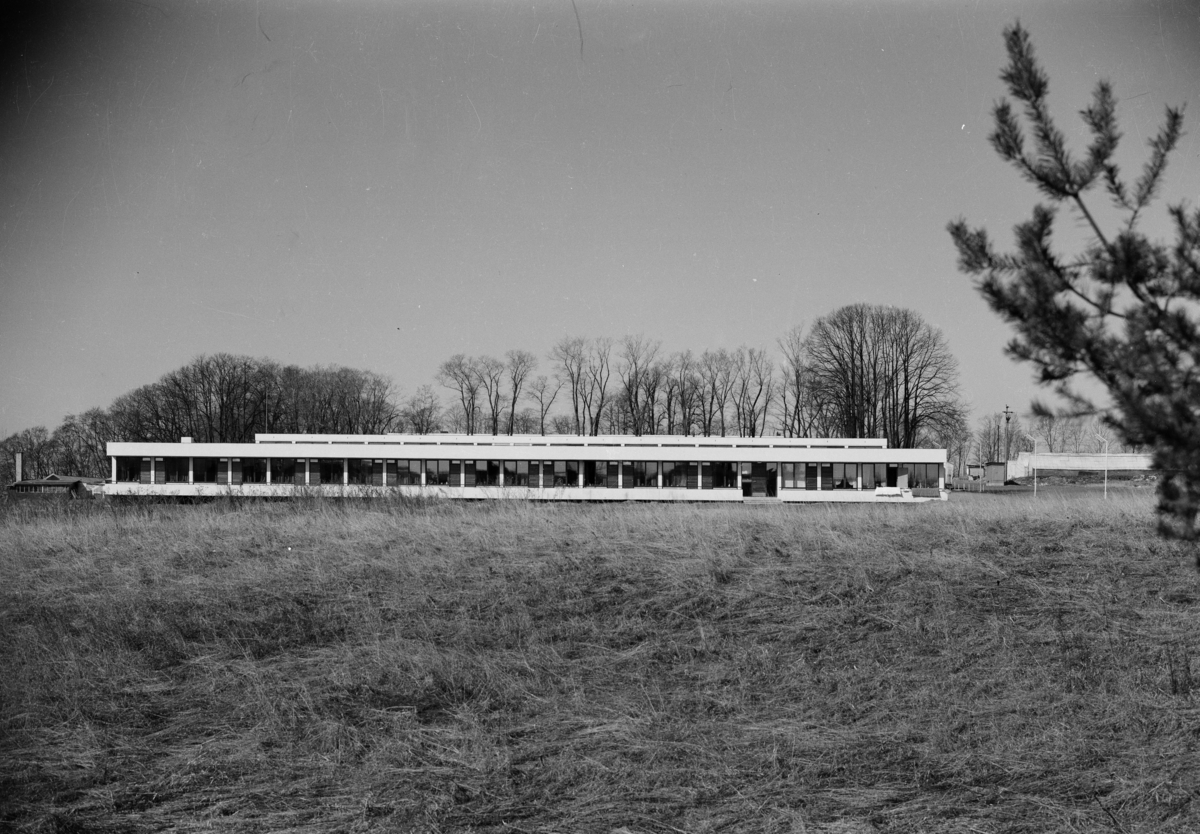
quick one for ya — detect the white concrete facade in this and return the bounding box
[104,433,949,503]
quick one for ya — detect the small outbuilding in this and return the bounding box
[984,462,1009,486]
[7,473,105,498]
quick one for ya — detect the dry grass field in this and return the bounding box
[2,491,1199,833]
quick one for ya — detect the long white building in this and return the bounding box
[104,433,948,502]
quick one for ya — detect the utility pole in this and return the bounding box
[1003,405,1014,482]
[1003,405,1013,460]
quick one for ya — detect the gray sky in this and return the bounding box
[2,0,1198,436]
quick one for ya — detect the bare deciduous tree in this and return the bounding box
[403,385,442,434]
[437,354,483,435]
[550,336,588,435]
[526,375,562,436]
[805,304,966,448]
[504,350,537,435]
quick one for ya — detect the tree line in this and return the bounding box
[2,303,969,484]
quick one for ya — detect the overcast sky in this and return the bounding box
[2,0,1198,437]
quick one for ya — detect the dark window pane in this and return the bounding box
[661,460,677,487]
[713,461,737,489]
[163,458,189,484]
[316,459,343,485]
[242,458,267,484]
[347,459,371,485]
[194,458,220,483]
[584,460,604,487]
[271,459,296,485]
[428,460,449,486]
[115,457,141,483]
[643,461,659,487]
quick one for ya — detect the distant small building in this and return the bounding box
[8,473,105,498]
[984,462,1008,486]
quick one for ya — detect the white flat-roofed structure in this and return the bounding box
[104,433,948,502]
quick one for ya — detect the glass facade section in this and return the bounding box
[505,460,529,487]
[820,463,834,491]
[781,463,799,489]
[583,460,606,487]
[706,461,737,489]
[527,461,541,488]
[163,458,189,483]
[864,463,883,489]
[270,459,296,485]
[194,458,220,483]
[549,460,579,487]
[387,459,419,486]
[831,463,857,489]
[317,459,343,485]
[662,461,688,488]
[114,457,141,483]
[907,463,943,489]
[347,459,371,485]
[621,461,635,487]
[630,460,658,487]
[427,460,450,486]
[475,460,500,486]
[242,458,268,484]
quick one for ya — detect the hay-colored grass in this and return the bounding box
[2,491,1198,832]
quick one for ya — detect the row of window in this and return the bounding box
[780,462,941,490]
[115,457,943,490]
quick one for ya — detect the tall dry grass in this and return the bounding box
[2,491,1198,832]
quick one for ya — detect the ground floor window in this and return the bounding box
[239,458,266,484]
[193,458,219,483]
[503,460,529,487]
[583,460,607,487]
[781,463,800,489]
[426,460,450,486]
[316,459,343,485]
[549,460,578,487]
[346,459,371,485]
[388,459,421,486]
[630,460,659,487]
[703,461,737,489]
[474,460,500,486]
[862,463,885,490]
[163,458,189,483]
[114,457,140,483]
[270,459,296,485]
[907,463,943,489]
[831,463,857,489]
[662,461,687,488]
